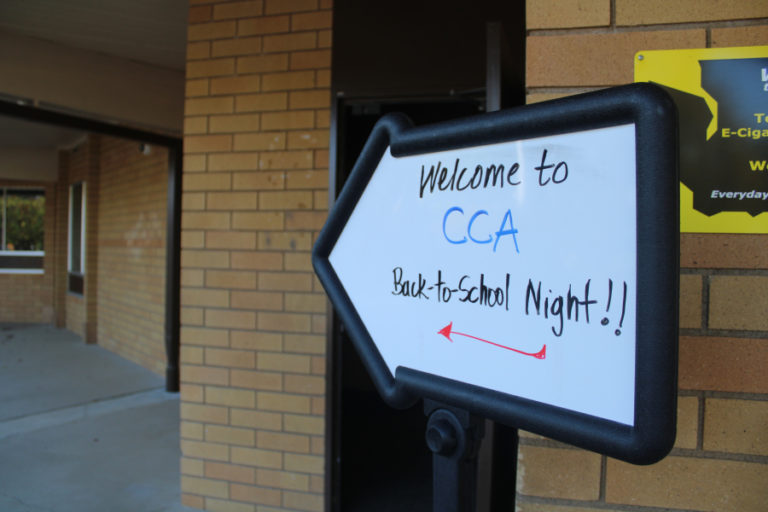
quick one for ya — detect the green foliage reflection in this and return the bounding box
[4,192,45,251]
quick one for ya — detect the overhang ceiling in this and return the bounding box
[0,0,188,153]
[0,0,188,71]
[0,116,84,149]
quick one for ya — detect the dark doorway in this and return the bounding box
[329,1,525,510]
[332,98,485,512]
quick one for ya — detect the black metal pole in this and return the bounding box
[425,402,484,512]
[490,423,518,511]
[164,142,182,392]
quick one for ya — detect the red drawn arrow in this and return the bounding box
[438,322,546,360]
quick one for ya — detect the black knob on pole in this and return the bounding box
[426,418,458,456]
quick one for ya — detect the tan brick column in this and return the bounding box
[520,1,768,511]
[181,1,331,510]
[84,135,100,343]
[58,136,101,340]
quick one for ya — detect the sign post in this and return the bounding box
[424,400,484,512]
[314,83,679,508]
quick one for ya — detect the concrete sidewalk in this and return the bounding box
[0,323,196,512]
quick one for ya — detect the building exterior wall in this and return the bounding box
[58,137,99,340]
[180,1,332,510]
[96,136,168,374]
[50,135,170,373]
[54,149,71,330]
[520,2,768,512]
[0,271,53,323]
[84,137,100,344]
[0,180,56,323]
[179,1,767,511]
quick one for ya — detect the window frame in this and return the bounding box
[67,181,86,294]
[0,186,46,274]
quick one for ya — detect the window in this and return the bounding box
[68,182,85,294]
[0,188,45,273]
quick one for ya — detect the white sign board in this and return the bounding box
[314,84,678,464]
[330,125,637,424]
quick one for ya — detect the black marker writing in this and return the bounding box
[534,148,569,186]
[391,267,429,299]
[524,279,597,337]
[420,158,521,198]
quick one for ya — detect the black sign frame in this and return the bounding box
[313,83,679,465]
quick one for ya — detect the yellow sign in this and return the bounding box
[635,46,768,234]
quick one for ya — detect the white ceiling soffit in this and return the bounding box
[0,0,188,71]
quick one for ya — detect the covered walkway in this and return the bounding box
[0,323,194,512]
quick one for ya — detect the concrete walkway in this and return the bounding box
[0,324,196,512]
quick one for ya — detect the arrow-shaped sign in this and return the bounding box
[437,322,546,359]
[322,110,641,420]
[313,84,679,465]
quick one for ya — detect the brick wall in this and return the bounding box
[0,181,56,323]
[96,136,168,374]
[84,137,100,343]
[54,151,68,328]
[58,137,99,340]
[520,2,768,511]
[181,1,331,510]
[55,135,170,374]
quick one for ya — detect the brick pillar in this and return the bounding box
[59,136,101,340]
[519,2,768,512]
[84,135,100,343]
[54,152,69,328]
[181,1,331,510]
